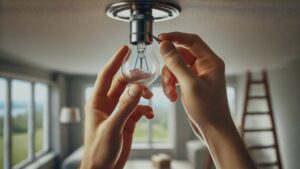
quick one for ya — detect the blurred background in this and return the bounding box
[0,0,300,169]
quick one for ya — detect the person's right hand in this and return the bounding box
[159,32,256,169]
[159,32,232,135]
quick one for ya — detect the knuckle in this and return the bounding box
[215,58,225,73]
[116,75,128,85]
[97,70,105,79]
[119,97,129,109]
[191,34,200,40]
[119,94,135,112]
[166,53,182,69]
[98,66,110,79]
[190,34,201,43]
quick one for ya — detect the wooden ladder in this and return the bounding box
[240,71,283,169]
[205,71,283,169]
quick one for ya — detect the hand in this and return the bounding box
[158,32,256,169]
[158,32,231,134]
[81,46,154,169]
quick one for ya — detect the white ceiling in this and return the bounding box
[1,0,300,75]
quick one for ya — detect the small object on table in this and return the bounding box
[151,153,171,169]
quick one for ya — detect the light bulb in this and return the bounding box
[121,42,160,86]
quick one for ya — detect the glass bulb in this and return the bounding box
[121,42,160,86]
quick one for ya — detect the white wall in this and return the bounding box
[65,75,95,153]
[235,58,300,169]
[268,59,300,169]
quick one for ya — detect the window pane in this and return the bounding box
[12,80,30,165]
[34,83,48,154]
[227,86,236,115]
[151,87,171,142]
[133,98,149,142]
[85,86,93,101]
[0,78,7,168]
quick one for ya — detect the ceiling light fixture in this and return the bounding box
[106,0,181,86]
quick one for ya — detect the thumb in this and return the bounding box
[159,41,195,84]
[108,84,143,132]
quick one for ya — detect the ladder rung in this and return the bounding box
[246,111,269,115]
[257,162,278,167]
[244,128,272,132]
[250,80,264,84]
[247,96,268,99]
[248,144,275,150]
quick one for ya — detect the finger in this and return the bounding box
[177,47,196,66]
[161,66,178,102]
[142,87,153,100]
[162,66,177,86]
[159,32,216,59]
[108,84,143,132]
[122,105,154,135]
[107,74,128,99]
[108,75,153,100]
[159,41,195,85]
[165,85,178,102]
[93,45,130,98]
[131,105,154,122]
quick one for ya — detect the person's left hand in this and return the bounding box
[80,45,154,169]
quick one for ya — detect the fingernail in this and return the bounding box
[128,85,141,97]
[160,41,175,55]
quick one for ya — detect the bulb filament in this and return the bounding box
[134,42,149,71]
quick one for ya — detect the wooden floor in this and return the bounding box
[124,160,192,169]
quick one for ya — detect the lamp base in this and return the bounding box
[106,0,181,22]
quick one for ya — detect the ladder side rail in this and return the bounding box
[241,72,251,137]
[263,71,283,169]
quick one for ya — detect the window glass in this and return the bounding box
[84,85,174,145]
[151,87,171,142]
[227,86,236,116]
[133,98,150,142]
[85,86,93,101]
[0,78,7,168]
[34,83,48,154]
[12,80,31,165]
[132,86,173,145]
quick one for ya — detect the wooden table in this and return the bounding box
[124,160,192,169]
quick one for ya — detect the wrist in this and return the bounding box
[80,157,113,169]
[200,117,256,169]
[196,110,235,137]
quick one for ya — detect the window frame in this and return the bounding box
[0,73,51,169]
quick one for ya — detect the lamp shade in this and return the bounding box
[60,107,81,123]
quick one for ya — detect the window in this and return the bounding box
[12,80,31,165]
[0,78,7,168]
[0,77,50,169]
[85,86,93,101]
[227,86,236,116]
[34,83,49,154]
[133,86,174,147]
[83,85,234,147]
[133,98,150,143]
[84,85,174,147]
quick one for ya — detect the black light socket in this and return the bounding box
[129,5,153,45]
